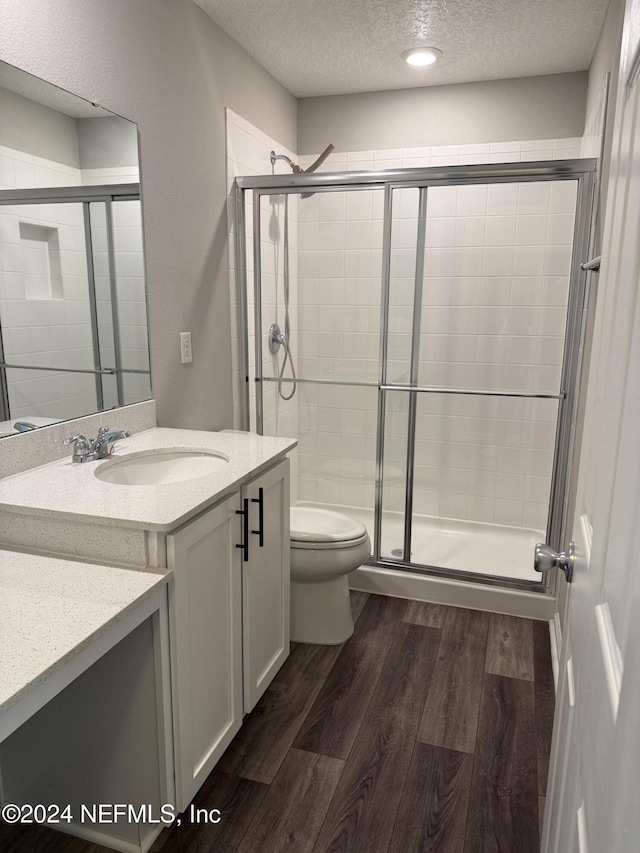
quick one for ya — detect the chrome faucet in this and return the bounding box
[64,426,131,463]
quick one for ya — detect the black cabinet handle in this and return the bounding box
[251,487,264,547]
[236,498,249,562]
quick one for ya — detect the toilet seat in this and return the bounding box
[290,506,369,550]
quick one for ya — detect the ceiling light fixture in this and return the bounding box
[402,46,442,66]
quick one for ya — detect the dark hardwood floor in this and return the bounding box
[0,593,555,853]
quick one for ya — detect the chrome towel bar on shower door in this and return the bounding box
[380,385,565,399]
[580,255,601,271]
[260,376,565,399]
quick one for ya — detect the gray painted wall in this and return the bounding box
[586,0,623,125]
[586,0,624,223]
[555,0,624,632]
[0,0,297,432]
[0,89,140,170]
[77,116,139,169]
[0,86,80,166]
[298,72,588,154]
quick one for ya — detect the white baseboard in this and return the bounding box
[350,564,556,621]
[141,822,165,852]
[43,823,143,853]
[40,819,165,853]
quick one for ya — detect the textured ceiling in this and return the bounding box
[194,0,609,97]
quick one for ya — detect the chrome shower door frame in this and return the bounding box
[235,159,597,595]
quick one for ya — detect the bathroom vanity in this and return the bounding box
[0,426,296,851]
[0,552,172,852]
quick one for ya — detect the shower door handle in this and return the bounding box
[534,542,574,582]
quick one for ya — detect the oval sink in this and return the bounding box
[95,450,229,486]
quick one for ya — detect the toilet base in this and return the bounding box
[291,574,354,644]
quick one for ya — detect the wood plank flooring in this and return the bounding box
[0,593,555,853]
[417,607,489,754]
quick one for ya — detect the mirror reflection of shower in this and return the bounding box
[269,144,334,400]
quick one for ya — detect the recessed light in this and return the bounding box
[402,47,442,66]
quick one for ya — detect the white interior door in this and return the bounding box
[543,1,640,849]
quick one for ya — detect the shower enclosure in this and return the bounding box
[234,159,596,591]
[0,183,151,427]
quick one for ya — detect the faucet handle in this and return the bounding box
[92,426,131,459]
[63,433,88,447]
[64,433,92,462]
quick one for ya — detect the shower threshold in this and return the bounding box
[295,501,543,584]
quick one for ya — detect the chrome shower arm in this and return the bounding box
[270,144,335,175]
[270,151,298,171]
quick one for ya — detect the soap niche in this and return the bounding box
[19,221,63,300]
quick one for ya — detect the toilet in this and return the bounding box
[289,506,371,644]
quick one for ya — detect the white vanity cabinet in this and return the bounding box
[167,493,243,811]
[166,458,290,810]
[0,428,296,822]
[242,458,290,713]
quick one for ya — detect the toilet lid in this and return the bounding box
[290,506,368,544]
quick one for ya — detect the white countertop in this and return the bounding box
[0,427,296,531]
[0,549,169,719]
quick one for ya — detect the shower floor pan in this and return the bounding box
[295,501,543,583]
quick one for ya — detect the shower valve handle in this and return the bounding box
[268,323,285,355]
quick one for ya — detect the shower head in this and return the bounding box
[299,144,335,198]
[304,144,335,173]
[270,144,334,176]
[270,143,334,199]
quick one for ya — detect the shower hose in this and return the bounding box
[278,193,296,401]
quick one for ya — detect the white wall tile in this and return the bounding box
[485,216,517,246]
[456,185,487,217]
[496,472,526,501]
[483,246,514,276]
[549,182,578,214]
[454,217,485,247]
[546,214,575,245]
[515,215,548,246]
[486,183,519,216]
[513,246,546,276]
[518,183,550,215]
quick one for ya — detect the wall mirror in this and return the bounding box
[0,60,151,438]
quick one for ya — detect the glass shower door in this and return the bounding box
[239,158,595,589]
[377,185,423,561]
[377,171,591,584]
[252,185,385,547]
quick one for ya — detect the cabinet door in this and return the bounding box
[243,459,290,713]
[167,495,243,811]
